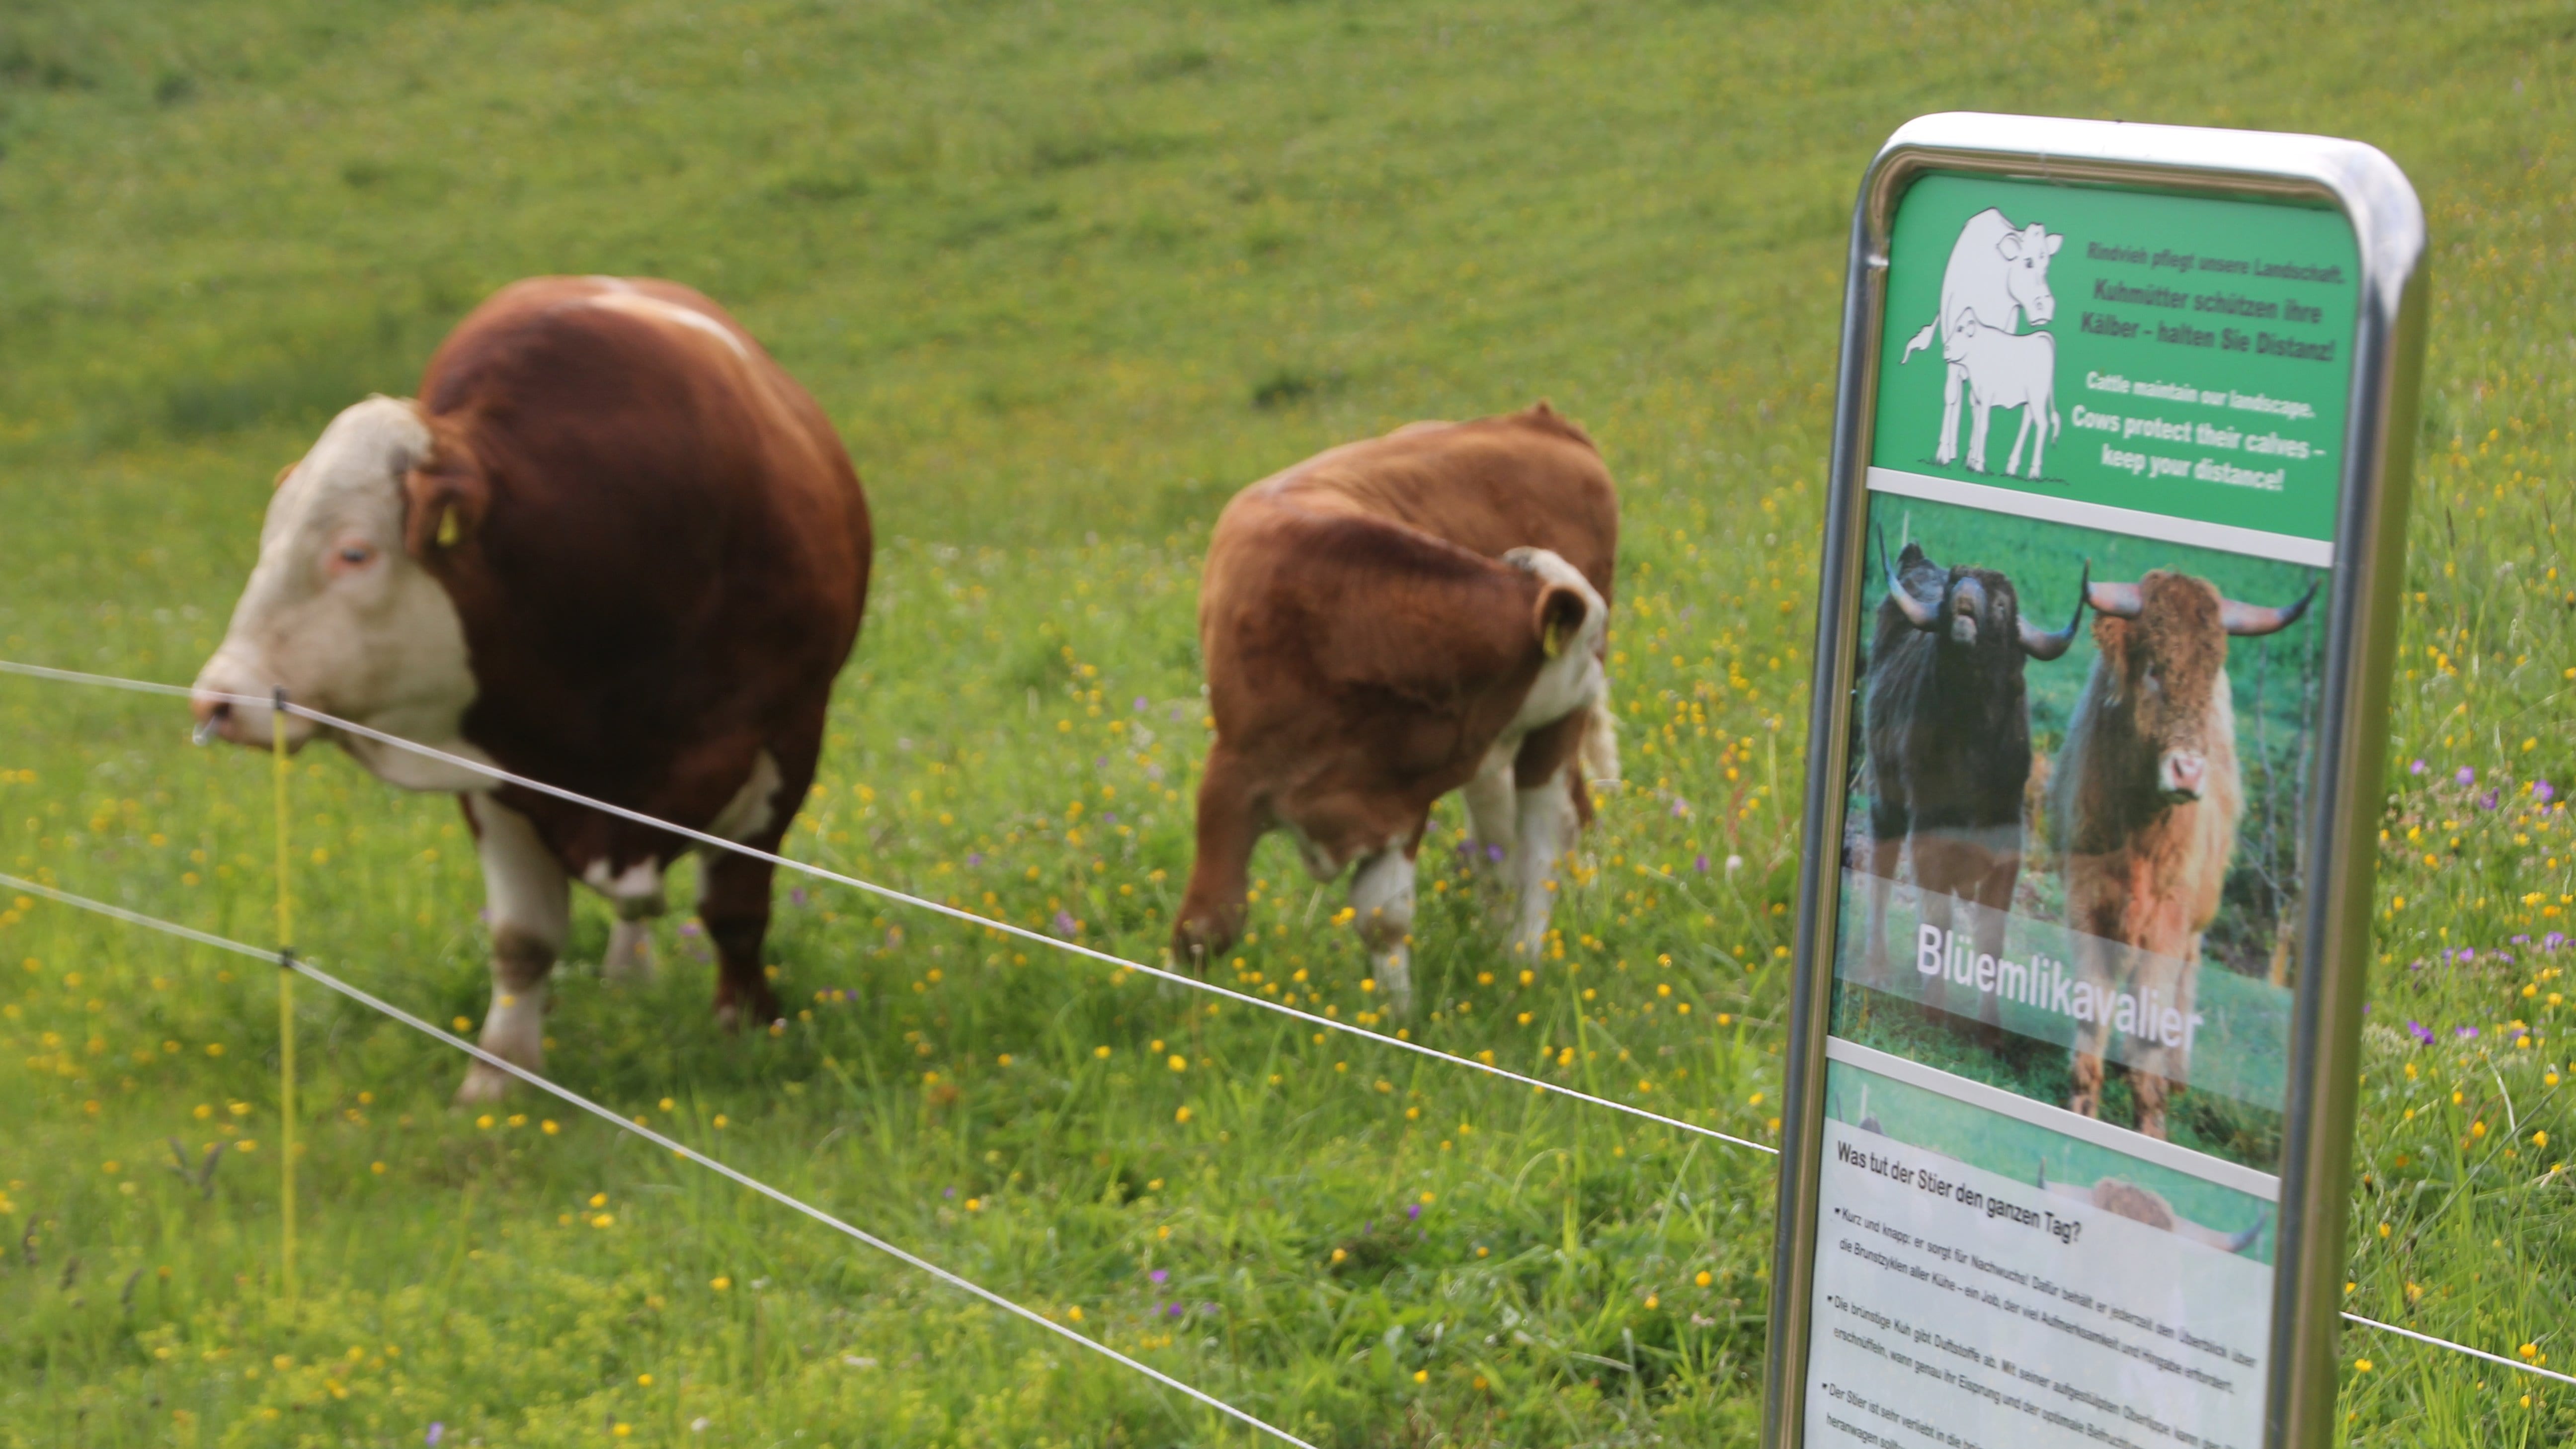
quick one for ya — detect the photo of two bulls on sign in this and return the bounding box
[1827,491,2326,1176]
[1899,207,2067,480]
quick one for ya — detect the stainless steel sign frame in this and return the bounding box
[1765,112,2426,1449]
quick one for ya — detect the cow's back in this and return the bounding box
[1235,404,1616,599]
[416,277,871,784]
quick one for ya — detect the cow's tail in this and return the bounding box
[1900,321,1936,364]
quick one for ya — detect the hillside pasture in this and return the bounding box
[0,1,2572,1445]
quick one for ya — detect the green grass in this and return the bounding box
[0,0,2570,1444]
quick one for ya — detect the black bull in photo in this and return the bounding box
[1856,530,2083,1037]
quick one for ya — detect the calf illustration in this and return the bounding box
[1945,316,2060,479]
[1898,207,2063,468]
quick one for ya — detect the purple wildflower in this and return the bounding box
[2456,1025,2479,1039]
[2410,758,2427,776]
[2548,933,2568,952]
[681,921,702,936]
[1670,798,1689,818]
[2479,790,2498,810]
[966,852,983,866]
[1150,1269,1168,1285]
[2457,766,2477,786]
[1103,813,1118,826]
[791,887,810,907]
[1052,910,1077,936]
[2536,780,2557,804]
[1695,853,1710,873]
[2407,1020,2435,1045]
[427,1428,445,1449]
[1134,696,1149,712]
[1407,1202,1422,1220]
[1486,844,1506,863]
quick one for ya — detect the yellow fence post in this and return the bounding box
[271,686,296,1311]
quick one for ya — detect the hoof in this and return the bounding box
[454,1059,519,1105]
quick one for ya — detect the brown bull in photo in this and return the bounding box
[2051,569,2316,1138]
[191,277,873,1102]
[1173,404,1617,1017]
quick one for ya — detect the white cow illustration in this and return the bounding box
[1944,315,2060,479]
[1899,208,2063,466]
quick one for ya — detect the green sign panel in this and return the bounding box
[1871,175,2360,553]
[1770,115,2426,1449]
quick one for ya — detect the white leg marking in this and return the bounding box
[707,749,784,845]
[457,795,568,1104]
[1509,772,1577,961]
[1349,846,1417,1019]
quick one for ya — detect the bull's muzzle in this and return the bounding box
[2158,750,2206,803]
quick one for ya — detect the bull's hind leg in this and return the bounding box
[457,795,569,1104]
[1350,844,1418,1019]
[701,849,784,1030]
[2006,408,2032,478]
[1506,714,1588,962]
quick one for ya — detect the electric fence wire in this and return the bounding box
[0,657,1778,1157]
[11,659,2570,1393]
[0,868,1322,1449]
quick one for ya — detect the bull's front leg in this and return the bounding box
[1508,767,1579,964]
[1461,748,1516,876]
[1934,361,1966,465]
[2065,932,2118,1121]
[457,795,570,1104]
[1349,845,1417,1019]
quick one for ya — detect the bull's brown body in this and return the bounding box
[1174,406,1616,1004]
[411,278,873,1033]
[2054,570,2286,1139]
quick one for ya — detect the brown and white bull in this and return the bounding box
[2050,570,2314,1138]
[190,277,872,1101]
[1172,405,1618,1016]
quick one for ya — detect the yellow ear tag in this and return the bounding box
[435,506,461,549]
[1541,620,1567,660]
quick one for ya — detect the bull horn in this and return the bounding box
[2086,580,2144,619]
[2222,1220,2264,1255]
[2220,577,2321,637]
[2018,560,2089,660]
[1877,520,1941,632]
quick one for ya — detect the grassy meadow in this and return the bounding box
[0,0,2571,1444]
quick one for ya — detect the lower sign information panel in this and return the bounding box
[1804,1041,2275,1449]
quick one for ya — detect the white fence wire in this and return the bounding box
[0,657,1776,1157]
[3,657,2567,1397]
[0,868,1320,1448]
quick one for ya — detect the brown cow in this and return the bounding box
[1172,405,1618,1016]
[190,277,872,1101]
[2050,570,2314,1137]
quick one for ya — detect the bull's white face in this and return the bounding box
[1997,225,2063,328]
[190,397,482,787]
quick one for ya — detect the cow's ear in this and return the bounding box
[1997,231,2024,261]
[1536,584,1590,661]
[272,459,302,491]
[402,424,488,560]
[2043,233,2064,257]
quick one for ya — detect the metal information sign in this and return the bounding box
[1765,114,2426,1449]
